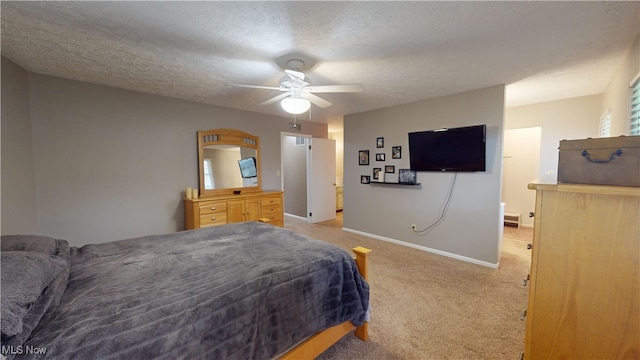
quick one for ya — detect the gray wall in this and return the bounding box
[344,85,505,266]
[1,58,39,234]
[282,136,308,217]
[1,60,327,245]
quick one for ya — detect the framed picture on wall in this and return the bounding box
[358,150,370,165]
[392,146,402,159]
[385,165,395,173]
[361,175,371,184]
[373,168,381,180]
[376,153,385,161]
[377,137,384,148]
[399,169,417,184]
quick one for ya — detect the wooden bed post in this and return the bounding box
[279,246,372,359]
[352,246,371,341]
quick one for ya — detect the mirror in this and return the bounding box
[198,129,262,197]
[202,145,257,190]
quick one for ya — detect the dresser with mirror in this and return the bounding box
[184,129,284,229]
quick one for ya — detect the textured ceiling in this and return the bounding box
[2,1,638,130]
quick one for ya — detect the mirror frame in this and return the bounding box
[198,128,262,197]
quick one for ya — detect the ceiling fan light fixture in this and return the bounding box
[281,97,310,114]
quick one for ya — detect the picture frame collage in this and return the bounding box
[359,136,416,184]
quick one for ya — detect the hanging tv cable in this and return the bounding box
[415,172,458,235]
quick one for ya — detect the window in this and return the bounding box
[630,72,640,136]
[203,159,214,189]
[599,110,611,137]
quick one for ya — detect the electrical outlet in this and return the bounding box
[411,224,417,231]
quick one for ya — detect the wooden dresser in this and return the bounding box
[185,191,284,229]
[524,183,639,359]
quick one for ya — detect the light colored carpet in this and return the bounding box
[284,213,532,360]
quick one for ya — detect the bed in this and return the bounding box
[0,222,370,359]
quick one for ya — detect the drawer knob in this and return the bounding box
[526,243,532,250]
[211,207,216,210]
[211,217,216,220]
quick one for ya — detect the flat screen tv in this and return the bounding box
[238,157,257,178]
[408,124,486,172]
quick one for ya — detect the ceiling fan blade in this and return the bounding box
[305,84,364,93]
[227,83,283,91]
[260,92,291,105]
[301,93,332,108]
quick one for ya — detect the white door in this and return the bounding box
[307,138,337,223]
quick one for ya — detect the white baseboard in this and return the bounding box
[342,227,499,269]
[284,213,307,221]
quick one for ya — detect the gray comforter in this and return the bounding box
[8,222,369,359]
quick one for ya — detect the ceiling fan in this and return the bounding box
[227,59,363,114]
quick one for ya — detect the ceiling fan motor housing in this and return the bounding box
[286,59,305,71]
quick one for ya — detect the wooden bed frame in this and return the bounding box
[280,246,371,359]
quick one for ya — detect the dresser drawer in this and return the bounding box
[261,195,283,224]
[198,201,227,215]
[261,196,281,207]
[261,205,284,226]
[199,212,228,227]
[261,205,282,218]
[260,213,283,224]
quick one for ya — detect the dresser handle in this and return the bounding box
[211,217,216,220]
[211,207,216,210]
[520,309,527,321]
[526,243,532,250]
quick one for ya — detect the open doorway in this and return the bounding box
[281,133,337,223]
[328,130,344,215]
[502,127,541,228]
[281,133,310,219]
